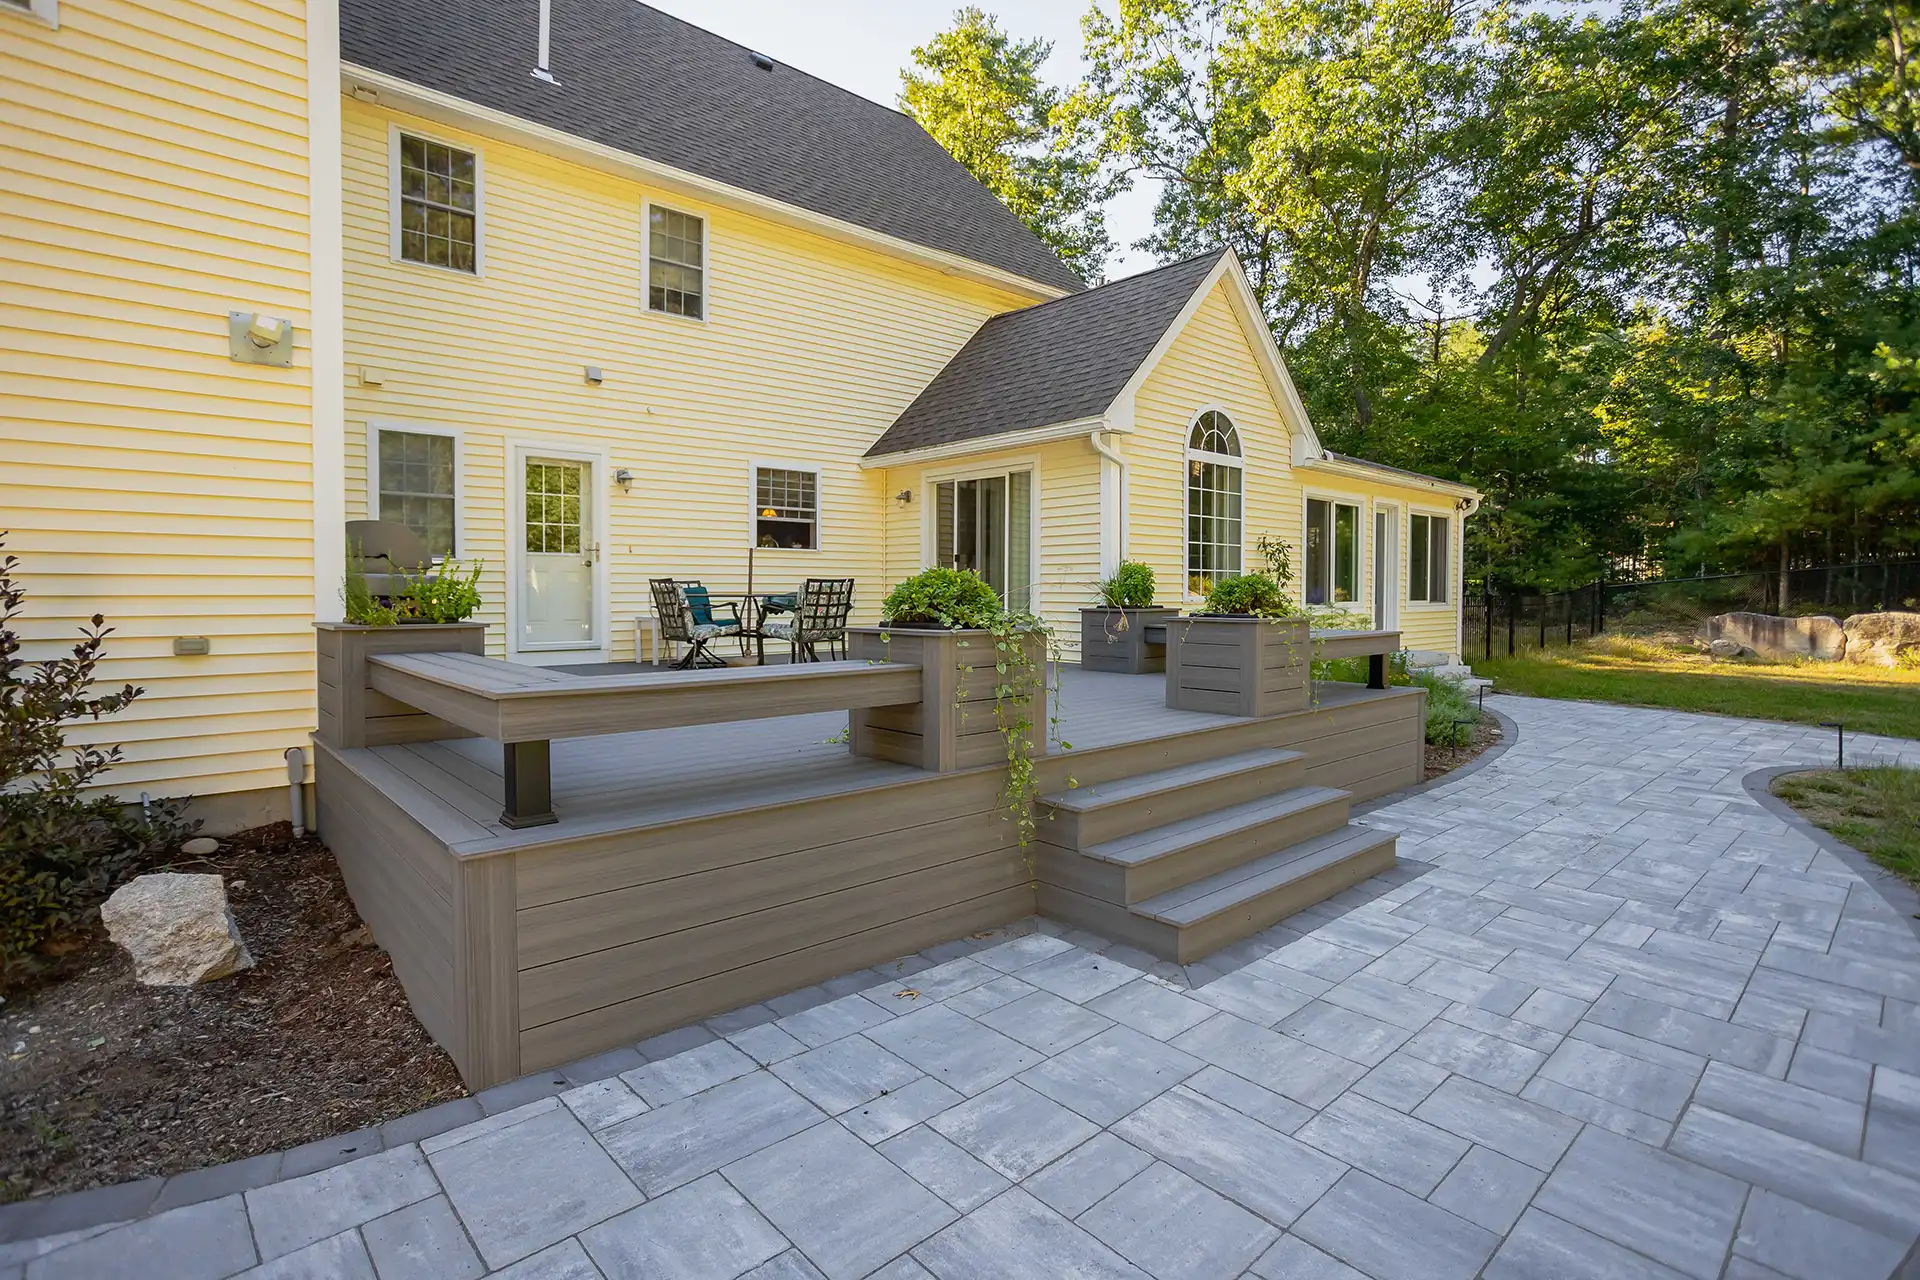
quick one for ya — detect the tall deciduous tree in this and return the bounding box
[901,7,1118,281]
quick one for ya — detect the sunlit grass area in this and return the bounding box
[1773,767,1920,890]
[1476,636,1920,740]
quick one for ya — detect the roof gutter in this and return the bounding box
[340,64,1072,304]
[859,416,1111,470]
[1298,452,1482,504]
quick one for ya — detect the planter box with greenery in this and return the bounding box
[847,568,1048,773]
[1081,560,1178,675]
[317,556,489,749]
[1166,572,1311,717]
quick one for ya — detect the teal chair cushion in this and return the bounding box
[682,585,716,626]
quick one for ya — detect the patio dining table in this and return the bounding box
[704,590,799,665]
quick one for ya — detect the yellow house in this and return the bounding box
[3,0,1479,828]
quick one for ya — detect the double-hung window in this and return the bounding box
[1186,411,1243,594]
[1410,513,1451,603]
[648,206,706,318]
[754,466,818,549]
[396,133,479,273]
[375,429,458,561]
[1305,498,1361,606]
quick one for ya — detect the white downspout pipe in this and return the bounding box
[1089,430,1128,574]
[285,746,307,837]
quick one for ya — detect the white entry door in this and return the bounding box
[1373,504,1399,630]
[519,455,597,652]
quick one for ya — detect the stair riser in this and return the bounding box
[1036,837,1396,965]
[1044,755,1306,847]
[1035,795,1352,906]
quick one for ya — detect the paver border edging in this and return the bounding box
[1352,705,1520,817]
[1742,765,1920,945]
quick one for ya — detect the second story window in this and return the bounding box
[755,466,818,549]
[648,205,705,318]
[398,133,478,273]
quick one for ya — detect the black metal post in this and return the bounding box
[1819,721,1845,770]
[1483,584,1493,660]
[1368,652,1388,690]
[1507,590,1516,657]
[502,739,557,828]
[1537,600,1546,650]
[1565,593,1573,645]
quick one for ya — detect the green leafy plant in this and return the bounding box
[1411,670,1481,745]
[341,551,398,627]
[1096,561,1157,609]
[1200,572,1295,617]
[1,538,195,979]
[402,559,483,623]
[1314,649,1412,685]
[1310,606,1376,630]
[881,567,1003,629]
[1255,533,1297,596]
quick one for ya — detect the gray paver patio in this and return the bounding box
[9,694,1920,1278]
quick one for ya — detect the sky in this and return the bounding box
[645,0,1165,277]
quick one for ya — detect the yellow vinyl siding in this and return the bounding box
[0,0,314,800]
[341,101,1033,659]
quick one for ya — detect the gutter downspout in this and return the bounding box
[1090,430,1128,575]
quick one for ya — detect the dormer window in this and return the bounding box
[647,205,706,318]
[394,130,481,274]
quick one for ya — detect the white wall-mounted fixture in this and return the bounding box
[584,365,603,384]
[3,0,58,29]
[229,311,293,366]
[172,636,211,656]
[614,468,633,492]
[358,366,386,387]
[895,489,912,506]
[532,0,558,82]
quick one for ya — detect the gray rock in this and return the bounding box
[179,837,220,857]
[1709,638,1747,660]
[100,873,252,985]
[1842,611,1920,667]
[1698,612,1845,662]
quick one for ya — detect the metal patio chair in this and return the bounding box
[760,578,855,662]
[649,578,743,669]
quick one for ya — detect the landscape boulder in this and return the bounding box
[1842,611,1920,667]
[1698,612,1846,662]
[1707,638,1746,659]
[101,873,254,986]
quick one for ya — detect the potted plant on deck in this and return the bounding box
[1166,556,1310,717]
[1080,561,1178,675]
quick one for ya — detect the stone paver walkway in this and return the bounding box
[8,695,1920,1280]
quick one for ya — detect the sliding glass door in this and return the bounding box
[933,470,1033,609]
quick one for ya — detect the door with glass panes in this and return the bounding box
[518,456,597,652]
[931,470,1033,609]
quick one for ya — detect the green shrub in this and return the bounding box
[341,551,397,626]
[1200,573,1295,618]
[881,567,1002,629]
[1309,606,1375,630]
[1,539,194,979]
[1411,669,1481,745]
[403,559,483,623]
[1097,561,1156,609]
[1313,650,1412,685]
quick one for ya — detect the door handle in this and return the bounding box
[586,541,599,567]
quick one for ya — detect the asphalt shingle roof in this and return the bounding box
[865,251,1227,459]
[340,0,1084,294]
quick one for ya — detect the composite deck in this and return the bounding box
[314,662,1426,1086]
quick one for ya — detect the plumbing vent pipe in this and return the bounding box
[532,0,557,83]
[285,746,306,837]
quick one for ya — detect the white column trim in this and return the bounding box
[308,0,346,623]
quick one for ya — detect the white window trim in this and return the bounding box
[1302,489,1366,612]
[641,197,711,324]
[505,437,613,664]
[749,459,823,552]
[388,122,487,278]
[1183,405,1246,601]
[2,0,58,28]
[1370,500,1400,631]
[919,455,1043,614]
[365,419,466,561]
[1407,507,1456,608]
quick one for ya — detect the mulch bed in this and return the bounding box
[1,823,464,1205]
[1423,718,1503,782]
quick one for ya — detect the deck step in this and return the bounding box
[1038,748,1307,846]
[1135,823,1396,928]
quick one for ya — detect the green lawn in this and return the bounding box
[1772,767,1920,890]
[1476,636,1920,740]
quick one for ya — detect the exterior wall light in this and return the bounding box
[229,311,293,366]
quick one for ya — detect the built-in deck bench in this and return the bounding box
[1139,623,1402,689]
[363,651,923,828]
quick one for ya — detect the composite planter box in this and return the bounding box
[847,625,1048,771]
[1080,607,1179,674]
[315,621,487,748]
[1164,616,1311,717]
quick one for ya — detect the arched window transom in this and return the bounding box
[1188,411,1241,458]
[1185,410,1244,593]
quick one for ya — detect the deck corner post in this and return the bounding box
[453,853,521,1089]
[1368,652,1387,690]
[501,739,557,828]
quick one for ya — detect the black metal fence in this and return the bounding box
[1464,560,1920,661]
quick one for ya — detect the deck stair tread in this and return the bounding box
[1083,785,1350,867]
[1039,748,1304,812]
[1133,824,1395,926]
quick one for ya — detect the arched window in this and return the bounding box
[1186,410,1243,593]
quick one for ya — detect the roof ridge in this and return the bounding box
[978,248,1227,325]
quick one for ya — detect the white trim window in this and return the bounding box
[1186,410,1243,594]
[373,427,459,560]
[2,0,57,26]
[393,129,481,274]
[1410,512,1451,603]
[754,465,819,549]
[1305,496,1361,606]
[647,204,706,318]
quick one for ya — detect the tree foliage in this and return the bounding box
[908,0,1920,589]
